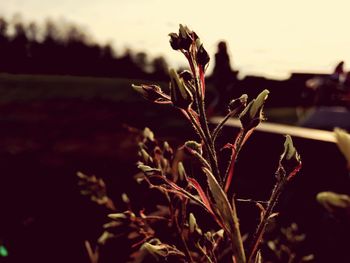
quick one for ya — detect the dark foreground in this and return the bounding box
[0,74,349,262]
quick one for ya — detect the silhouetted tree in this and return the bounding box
[0,15,169,80]
[151,56,168,81]
[0,17,9,72]
[134,52,149,73]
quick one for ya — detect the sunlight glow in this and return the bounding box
[0,0,349,79]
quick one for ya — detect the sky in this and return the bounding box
[1,0,350,79]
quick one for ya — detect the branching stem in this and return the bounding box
[247,179,286,262]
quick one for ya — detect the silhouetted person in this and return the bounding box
[210,41,238,113]
[332,61,345,82]
[344,72,350,88]
[308,61,348,106]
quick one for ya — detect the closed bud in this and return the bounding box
[98,231,114,245]
[189,213,197,234]
[179,70,193,82]
[317,191,350,214]
[196,43,210,71]
[239,89,269,131]
[177,161,186,181]
[179,70,195,93]
[169,33,181,50]
[178,24,193,50]
[228,94,248,113]
[334,127,350,168]
[169,68,194,109]
[132,84,171,104]
[108,213,127,220]
[121,193,130,204]
[183,140,203,156]
[137,164,162,176]
[277,135,302,181]
[140,148,153,163]
[143,127,155,142]
[163,141,173,160]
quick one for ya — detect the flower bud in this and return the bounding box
[132,84,171,104]
[183,140,203,156]
[239,89,269,131]
[196,43,210,71]
[228,94,248,113]
[137,164,162,176]
[169,68,194,109]
[334,127,350,168]
[189,213,197,234]
[178,24,193,50]
[179,70,195,93]
[143,127,155,142]
[108,213,127,220]
[277,135,302,181]
[317,191,350,214]
[121,193,130,204]
[169,24,195,51]
[163,141,173,160]
[179,70,193,82]
[177,161,186,181]
[169,33,181,50]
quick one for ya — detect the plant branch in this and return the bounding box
[223,130,244,192]
[195,71,221,184]
[186,109,221,184]
[247,179,286,262]
[212,111,234,143]
[212,106,244,143]
[175,211,194,263]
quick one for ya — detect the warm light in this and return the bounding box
[0,0,350,78]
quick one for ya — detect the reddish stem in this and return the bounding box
[199,66,206,99]
[224,130,243,192]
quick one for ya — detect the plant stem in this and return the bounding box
[187,109,221,184]
[212,106,244,143]
[247,180,286,263]
[230,198,246,263]
[185,50,221,183]
[195,73,221,184]
[175,210,194,263]
[196,242,215,263]
[223,130,245,192]
[212,111,234,143]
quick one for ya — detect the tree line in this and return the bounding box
[0,16,169,80]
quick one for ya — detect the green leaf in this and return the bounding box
[239,89,269,131]
[0,246,8,257]
[202,167,246,262]
[317,191,350,213]
[169,68,194,110]
[132,84,171,104]
[137,164,162,176]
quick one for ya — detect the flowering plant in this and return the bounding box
[81,25,302,263]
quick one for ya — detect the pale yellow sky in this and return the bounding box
[1,0,350,79]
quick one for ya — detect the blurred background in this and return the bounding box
[0,0,350,262]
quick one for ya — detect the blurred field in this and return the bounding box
[0,74,349,262]
[0,73,140,103]
[0,73,192,263]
